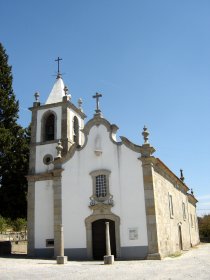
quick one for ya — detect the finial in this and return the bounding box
[78,98,83,111]
[191,188,194,195]
[63,85,71,101]
[56,140,63,158]
[180,169,185,182]
[93,92,102,115]
[142,126,149,144]
[55,57,63,79]
[34,92,40,102]
[64,85,68,96]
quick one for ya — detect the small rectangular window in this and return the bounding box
[182,202,186,220]
[169,194,174,218]
[46,239,54,247]
[190,214,194,228]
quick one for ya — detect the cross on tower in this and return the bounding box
[55,57,63,78]
[93,92,102,114]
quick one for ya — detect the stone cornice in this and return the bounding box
[154,158,190,194]
[29,100,86,119]
[27,173,53,182]
[120,136,142,153]
[27,168,64,182]
[59,115,144,164]
[187,193,198,206]
[83,115,119,137]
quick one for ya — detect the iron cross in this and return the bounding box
[55,57,63,77]
[93,92,102,113]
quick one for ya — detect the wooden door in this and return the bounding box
[92,219,116,260]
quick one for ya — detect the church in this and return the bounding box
[27,67,199,260]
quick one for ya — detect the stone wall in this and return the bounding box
[188,200,200,246]
[153,165,199,258]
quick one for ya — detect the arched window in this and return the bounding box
[73,116,79,145]
[45,113,55,141]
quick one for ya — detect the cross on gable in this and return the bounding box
[93,92,102,114]
[55,57,63,78]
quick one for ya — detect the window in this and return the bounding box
[41,111,57,142]
[45,114,55,141]
[90,170,111,202]
[96,175,107,198]
[46,239,54,247]
[73,116,79,145]
[43,154,53,165]
[168,194,174,218]
[191,214,194,228]
[182,202,186,220]
[194,216,197,230]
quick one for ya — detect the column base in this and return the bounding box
[104,255,114,264]
[147,253,162,260]
[57,256,68,264]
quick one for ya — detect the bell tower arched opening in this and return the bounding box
[73,116,79,145]
[41,111,57,142]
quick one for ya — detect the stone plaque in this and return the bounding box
[129,228,138,240]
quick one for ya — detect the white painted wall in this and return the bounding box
[35,180,54,248]
[36,143,57,173]
[36,107,62,142]
[62,124,148,249]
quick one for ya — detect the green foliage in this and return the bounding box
[0,215,7,232]
[11,218,27,232]
[0,42,30,219]
[0,43,19,129]
[198,215,210,238]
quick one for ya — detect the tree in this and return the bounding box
[0,43,30,219]
[198,214,210,241]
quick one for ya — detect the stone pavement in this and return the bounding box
[0,243,209,280]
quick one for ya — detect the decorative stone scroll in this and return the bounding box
[89,194,114,208]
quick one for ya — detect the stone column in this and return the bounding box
[53,165,67,264]
[61,101,70,155]
[27,178,35,256]
[56,224,68,264]
[140,127,161,260]
[104,222,114,264]
[106,222,111,255]
[141,157,161,259]
[27,97,40,256]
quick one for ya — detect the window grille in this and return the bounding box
[96,175,107,198]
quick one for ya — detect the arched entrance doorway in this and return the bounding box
[92,219,116,260]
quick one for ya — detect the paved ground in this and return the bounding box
[0,243,209,280]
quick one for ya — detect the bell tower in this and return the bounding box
[28,60,86,175]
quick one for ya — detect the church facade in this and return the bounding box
[27,75,199,260]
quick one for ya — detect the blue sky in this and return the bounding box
[1,0,210,215]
